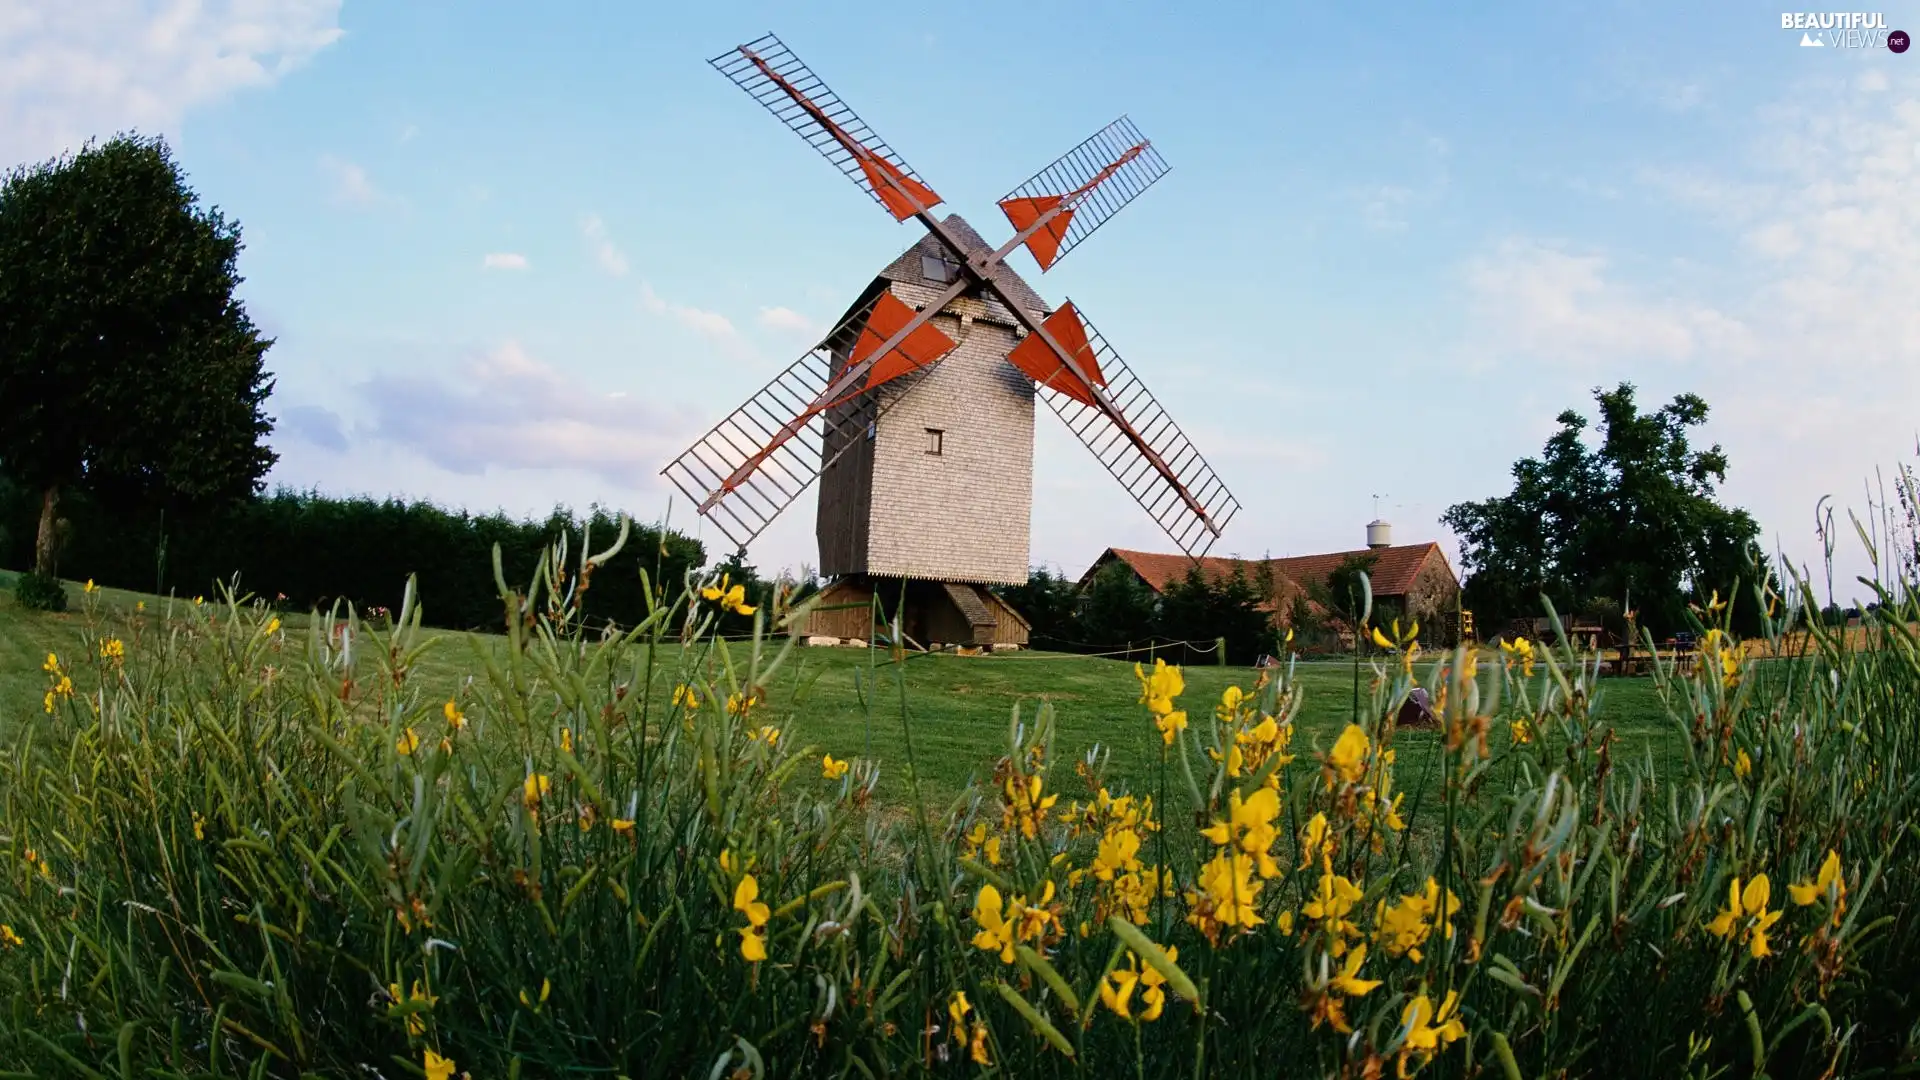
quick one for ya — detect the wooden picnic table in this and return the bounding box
[1607,643,1698,677]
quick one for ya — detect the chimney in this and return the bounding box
[1366,519,1392,549]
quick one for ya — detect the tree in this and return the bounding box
[0,134,276,592]
[1155,562,1274,664]
[1310,553,1380,634]
[1441,383,1764,639]
[1078,560,1158,647]
[996,568,1081,648]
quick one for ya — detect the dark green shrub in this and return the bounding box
[12,569,66,611]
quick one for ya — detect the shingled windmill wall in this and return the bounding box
[816,216,1039,587]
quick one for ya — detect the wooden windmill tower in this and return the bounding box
[662,34,1241,648]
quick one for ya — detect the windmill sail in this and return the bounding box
[1031,301,1239,557]
[711,34,941,222]
[659,289,960,552]
[996,117,1170,271]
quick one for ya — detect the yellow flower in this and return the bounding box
[729,693,763,718]
[1155,709,1188,746]
[99,638,124,661]
[970,882,1060,963]
[948,989,972,1035]
[42,652,59,674]
[1199,787,1282,879]
[1733,749,1752,779]
[423,1049,455,1080]
[1302,870,1364,953]
[517,978,554,1008]
[192,812,206,841]
[1217,685,1246,721]
[265,617,281,635]
[136,601,145,612]
[444,700,466,730]
[1510,717,1533,745]
[0,925,22,948]
[672,683,701,709]
[1374,878,1460,963]
[734,873,771,962]
[1501,636,1536,677]
[1789,850,1847,921]
[559,727,574,753]
[822,754,850,780]
[396,728,420,756]
[611,818,635,833]
[1329,943,1382,997]
[522,773,551,812]
[971,884,1017,963]
[193,595,204,606]
[701,574,757,616]
[1370,625,1393,650]
[1002,773,1059,839]
[969,1020,991,1064]
[84,579,98,593]
[1134,658,1184,716]
[1100,945,1176,1021]
[1093,827,1144,882]
[1299,812,1335,871]
[1398,990,1466,1071]
[389,980,438,1036]
[1325,724,1370,787]
[962,822,1003,866]
[1190,852,1265,939]
[1110,866,1170,926]
[1705,874,1783,958]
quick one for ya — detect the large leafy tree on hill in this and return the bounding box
[0,134,275,588]
[1442,383,1764,638]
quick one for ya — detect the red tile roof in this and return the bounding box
[1087,543,1453,601]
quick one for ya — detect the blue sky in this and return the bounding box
[5,2,1918,603]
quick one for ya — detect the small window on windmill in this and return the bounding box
[921,253,958,283]
[866,420,876,441]
[925,428,944,456]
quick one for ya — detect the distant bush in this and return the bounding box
[1001,561,1276,663]
[0,481,706,629]
[10,569,66,612]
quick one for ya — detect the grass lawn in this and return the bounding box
[0,569,1683,806]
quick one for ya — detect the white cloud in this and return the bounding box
[756,306,819,335]
[641,281,736,339]
[481,252,529,271]
[356,341,693,482]
[581,215,628,276]
[319,154,378,205]
[1460,71,1920,592]
[1463,238,1752,368]
[0,1,344,165]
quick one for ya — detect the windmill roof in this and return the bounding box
[1087,543,1455,600]
[876,214,1050,319]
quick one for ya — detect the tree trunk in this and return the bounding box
[34,483,61,577]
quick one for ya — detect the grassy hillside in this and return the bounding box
[0,568,1677,803]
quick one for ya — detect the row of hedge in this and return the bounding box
[0,475,714,630]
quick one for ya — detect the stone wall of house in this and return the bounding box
[1403,555,1464,639]
[863,284,1034,585]
[816,281,1035,586]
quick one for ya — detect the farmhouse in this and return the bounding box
[1079,522,1464,644]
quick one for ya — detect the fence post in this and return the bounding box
[1216,637,1226,667]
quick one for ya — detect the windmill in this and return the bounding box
[661,33,1241,649]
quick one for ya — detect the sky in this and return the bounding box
[3,1,1918,605]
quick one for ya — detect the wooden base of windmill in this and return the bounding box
[802,575,1030,651]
